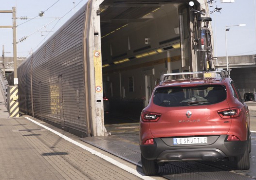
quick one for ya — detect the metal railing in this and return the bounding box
[160,70,230,83]
[0,70,8,106]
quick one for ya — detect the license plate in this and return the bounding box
[173,137,207,145]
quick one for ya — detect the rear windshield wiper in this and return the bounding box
[187,100,208,105]
[187,101,200,105]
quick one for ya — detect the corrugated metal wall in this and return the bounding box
[18,4,90,137]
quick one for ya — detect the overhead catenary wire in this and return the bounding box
[17,0,61,27]
[32,0,86,52]
[17,18,59,44]
[19,0,86,58]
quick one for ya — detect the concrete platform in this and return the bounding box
[0,92,144,180]
[1,85,256,180]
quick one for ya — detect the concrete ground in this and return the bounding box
[0,92,147,180]
[1,88,256,180]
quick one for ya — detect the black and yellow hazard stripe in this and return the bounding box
[9,86,19,117]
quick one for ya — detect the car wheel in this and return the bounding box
[141,154,159,176]
[235,141,250,170]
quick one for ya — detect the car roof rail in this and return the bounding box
[217,70,230,78]
[160,70,230,84]
[160,72,204,82]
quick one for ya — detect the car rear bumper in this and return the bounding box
[140,135,247,161]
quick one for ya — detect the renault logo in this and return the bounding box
[186,111,192,118]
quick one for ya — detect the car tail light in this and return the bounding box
[144,138,154,145]
[103,97,108,101]
[227,135,240,141]
[218,108,241,119]
[201,38,204,45]
[141,111,161,122]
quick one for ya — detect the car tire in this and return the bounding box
[235,141,250,170]
[141,154,158,176]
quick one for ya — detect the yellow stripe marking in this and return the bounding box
[10,87,17,94]
[10,107,19,117]
[13,109,19,114]
[10,101,15,107]
[10,91,18,100]
[9,86,19,118]
[10,103,18,112]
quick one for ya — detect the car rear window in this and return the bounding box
[153,85,226,107]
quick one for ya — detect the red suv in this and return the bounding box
[140,71,251,176]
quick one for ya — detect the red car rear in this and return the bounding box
[140,71,251,176]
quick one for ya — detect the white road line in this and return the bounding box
[25,117,155,180]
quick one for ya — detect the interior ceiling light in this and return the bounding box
[113,58,130,64]
[142,8,160,18]
[135,54,143,59]
[102,7,160,39]
[136,53,149,59]
[102,64,110,68]
[152,8,160,13]
[136,49,164,59]
[141,53,149,57]
[156,49,163,53]
[106,44,180,67]
[172,43,181,49]
[102,24,128,39]
[189,1,195,6]
[148,51,157,55]
[100,6,109,13]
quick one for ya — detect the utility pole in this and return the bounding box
[12,7,17,85]
[0,7,19,118]
[0,7,18,85]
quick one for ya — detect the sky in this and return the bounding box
[0,0,255,58]
[0,0,88,58]
[210,0,256,57]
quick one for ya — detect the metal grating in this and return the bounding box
[18,4,89,137]
[82,136,142,166]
